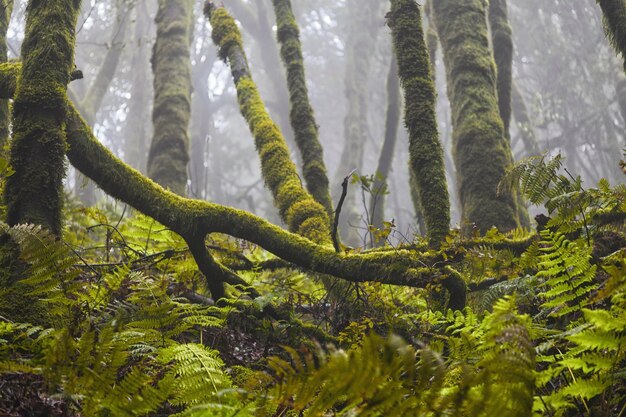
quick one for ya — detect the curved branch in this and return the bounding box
[272,0,333,218]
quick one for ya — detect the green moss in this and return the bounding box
[272,0,333,219]
[4,0,81,236]
[206,5,331,244]
[432,0,519,233]
[147,0,193,195]
[597,0,626,70]
[388,0,450,247]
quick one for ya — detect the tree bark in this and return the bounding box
[4,0,81,236]
[147,0,194,195]
[206,3,331,244]
[388,0,450,247]
[432,0,520,233]
[272,0,334,219]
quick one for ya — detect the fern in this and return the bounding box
[535,229,597,319]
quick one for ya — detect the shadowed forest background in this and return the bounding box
[0,0,625,415]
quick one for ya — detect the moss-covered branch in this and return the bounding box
[388,0,450,247]
[432,0,519,233]
[147,0,194,195]
[597,0,626,70]
[4,0,81,236]
[205,2,331,244]
[271,0,333,218]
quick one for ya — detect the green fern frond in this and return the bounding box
[536,229,597,319]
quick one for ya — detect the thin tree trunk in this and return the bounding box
[272,0,334,219]
[123,0,152,174]
[488,0,530,228]
[511,80,540,157]
[333,0,380,246]
[147,0,194,196]
[369,54,400,242]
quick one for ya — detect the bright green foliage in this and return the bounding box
[536,229,597,318]
[147,0,194,195]
[259,297,534,416]
[597,0,626,70]
[0,220,244,416]
[388,0,450,247]
[206,5,331,244]
[4,0,81,236]
[432,0,520,233]
[272,0,334,219]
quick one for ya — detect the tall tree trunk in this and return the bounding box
[206,3,330,243]
[0,0,12,153]
[272,0,334,219]
[147,0,193,196]
[388,0,450,247]
[369,54,400,243]
[488,0,530,228]
[432,0,519,233]
[123,0,152,174]
[334,0,380,245]
[5,0,81,235]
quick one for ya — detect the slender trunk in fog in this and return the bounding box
[147,0,194,196]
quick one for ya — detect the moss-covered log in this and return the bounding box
[388,0,450,247]
[432,0,519,233]
[597,0,626,70]
[147,0,194,195]
[206,3,331,244]
[0,0,12,152]
[369,54,400,240]
[272,0,333,219]
[4,0,81,236]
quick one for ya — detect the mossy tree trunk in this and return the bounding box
[0,0,12,153]
[388,0,450,247]
[147,0,194,196]
[369,54,400,243]
[272,0,334,219]
[432,0,519,233]
[488,0,530,228]
[206,3,331,244]
[4,0,81,236]
[597,0,626,70]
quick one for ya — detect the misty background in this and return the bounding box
[5,0,625,244]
